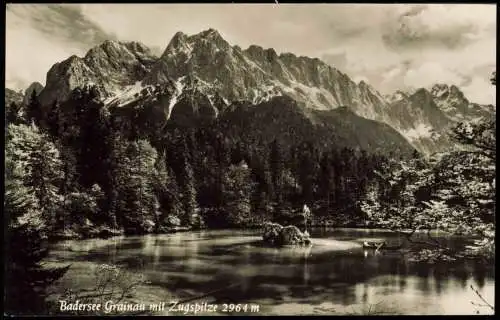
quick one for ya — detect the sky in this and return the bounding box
[5,3,497,104]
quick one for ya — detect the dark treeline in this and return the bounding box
[6,86,394,240]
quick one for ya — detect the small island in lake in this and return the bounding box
[262,222,312,246]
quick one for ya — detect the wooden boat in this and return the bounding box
[363,241,402,250]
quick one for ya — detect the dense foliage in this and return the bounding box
[4,122,70,314]
[361,75,496,263]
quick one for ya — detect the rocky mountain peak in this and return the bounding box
[164,31,189,55]
[411,88,434,101]
[124,41,152,53]
[430,83,447,95]
[24,82,44,96]
[359,80,380,95]
[163,28,230,57]
[448,85,468,103]
[431,84,467,101]
[145,28,399,119]
[386,90,410,103]
[243,45,266,60]
[84,40,156,64]
[23,82,44,105]
[39,40,156,106]
[197,28,223,40]
[428,83,491,123]
[279,52,298,63]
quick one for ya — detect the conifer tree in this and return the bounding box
[222,161,254,226]
[25,90,42,126]
[269,139,284,204]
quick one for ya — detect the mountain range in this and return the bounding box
[6,28,495,156]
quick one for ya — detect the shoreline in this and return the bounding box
[48,224,454,243]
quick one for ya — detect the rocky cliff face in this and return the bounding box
[142,28,387,114]
[431,84,494,122]
[30,28,494,156]
[38,40,157,106]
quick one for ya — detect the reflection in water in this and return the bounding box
[303,245,311,286]
[48,229,495,315]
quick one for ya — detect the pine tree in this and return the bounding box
[249,153,272,223]
[269,139,284,204]
[45,100,60,138]
[6,123,63,226]
[222,161,254,226]
[298,142,316,206]
[24,90,43,126]
[167,132,199,225]
[318,151,335,214]
[6,101,23,126]
[107,131,129,229]
[213,132,230,211]
[112,139,159,234]
[153,152,183,230]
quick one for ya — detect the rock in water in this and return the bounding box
[144,219,156,233]
[262,223,311,246]
[279,225,306,245]
[190,213,205,229]
[166,215,181,227]
[263,222,283,245]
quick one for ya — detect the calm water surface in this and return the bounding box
[47,229,495,315]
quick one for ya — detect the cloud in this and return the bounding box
[319,4,496,104]
[404,62,466,88]
[6,4,116,90]
[382,4,496,51]
[7,4,116,49]
[461,76,496,105]
[321,52,348,70]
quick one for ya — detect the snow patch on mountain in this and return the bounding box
[167,76,186,120]
[206,93,220,117]
[289,81,335,110]
[241,54,269,76]
[404,123,435,141]
[251,82,283,104]
[104,81,146,107]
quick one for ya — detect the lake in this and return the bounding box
[45,228,495,316]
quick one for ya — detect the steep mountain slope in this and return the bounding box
[312,107,416,156]
[430,84,494,121]
[382,85,495,154]
[383,88,453,155]
[38,40,157,106]
[218,96,416,156]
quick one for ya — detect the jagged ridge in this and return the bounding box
[30,28,495,156]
